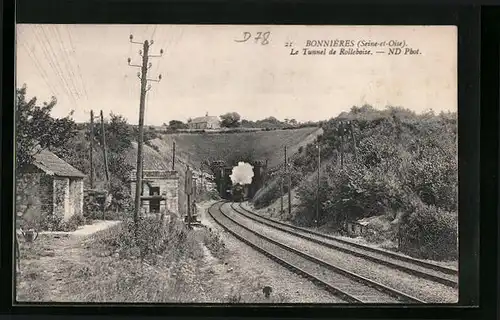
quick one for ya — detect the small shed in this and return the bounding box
[130,170,179,215]
[16,149,86,223]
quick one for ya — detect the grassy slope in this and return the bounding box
[156,127,322,169]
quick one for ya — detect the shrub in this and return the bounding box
[37,213,64,231]
[201,228,227,259]
[253,181,281,209]
[94,217,202,263]
[83,195,102,220]
[58,213,86,232]
[36,212,87,232]
[399,203,458,260]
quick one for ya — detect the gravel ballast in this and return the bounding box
[197,200,344,303]
[225,202,458,303]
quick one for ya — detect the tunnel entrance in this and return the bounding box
[212,160,267,201]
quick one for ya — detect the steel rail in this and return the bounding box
[235,202,458,286]
[212,201,424,304]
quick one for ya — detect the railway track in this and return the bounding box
[208,201,425,304]
[231,202,458,288]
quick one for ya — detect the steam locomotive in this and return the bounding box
[230,183,249,202]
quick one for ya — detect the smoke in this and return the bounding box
[230,162,254,185]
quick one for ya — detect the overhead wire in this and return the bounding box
[63,24,89,102]
[51,25,83,103]
[30,25,74,107]
[44,25,83,109]
[37,25,78,103]
[33,25,80,110]
[17,28,60,98]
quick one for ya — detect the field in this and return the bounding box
[155,127,322,169]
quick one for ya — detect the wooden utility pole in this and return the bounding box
[185,165,193,228]
[280,170,284,214]
[141,158,145,196]
[172,141,176,170]
[89,110,94,189]
[340,122,345,168]
[285,146,291,215]
[350,122,357,162]
[316,143,321,227]
[128,34,163,230]
[100,110,110,184]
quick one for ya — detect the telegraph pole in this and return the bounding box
[280,170,284,214]
[316,143,321,228]
[100,110,110,185]
[186,165,193,228]
[340,122,345,169]
[350,121,357,162]
[128,34,163,230]
[172,141,176,170]
[89,110,95,190]
[285,146,291,215]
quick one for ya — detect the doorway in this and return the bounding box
[149,187,161,213]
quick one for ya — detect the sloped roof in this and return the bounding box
[190,116,220,124]
[32,149,86,178]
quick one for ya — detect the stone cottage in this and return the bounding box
[187,113,221,130]
[130,170,179,215]
[16,149,86,224]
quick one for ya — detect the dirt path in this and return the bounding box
[16,220,122,302]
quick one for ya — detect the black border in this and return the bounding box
[1,1,492,320]
[482,6,500,320]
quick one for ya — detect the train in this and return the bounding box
[229,183,249,202]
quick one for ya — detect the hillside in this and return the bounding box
[251,105,458,261]
[155,127,322,169]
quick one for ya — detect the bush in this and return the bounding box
[399,203,458,260]
[253,181,281,209]
[83,195,102,220]
[201,228,227,259]
[37,213,63,231]
[94,217,202,264]
[59,213,87,232]
[37,213,87,232]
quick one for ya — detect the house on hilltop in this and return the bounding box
[188,113,220,129]
[16,149,85,226]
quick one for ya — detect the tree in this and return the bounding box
[241,119,256,128]
[94,113,134,154]
[168,120,188,130]
[16,85,77,171]
[220,112,241,128]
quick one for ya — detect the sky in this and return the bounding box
[16,24,457,125]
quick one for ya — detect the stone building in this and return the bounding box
[130,170,179,215]
[187,113,221,130]
[16,149,85,224]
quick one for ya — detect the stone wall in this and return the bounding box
[130,170,179,216]
[53,177,70,221]
[70,178,84,216]
[16,172,42,228]
[39,175,54,217]
[165,177,179,215]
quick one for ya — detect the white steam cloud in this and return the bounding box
[230,162,254,185]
